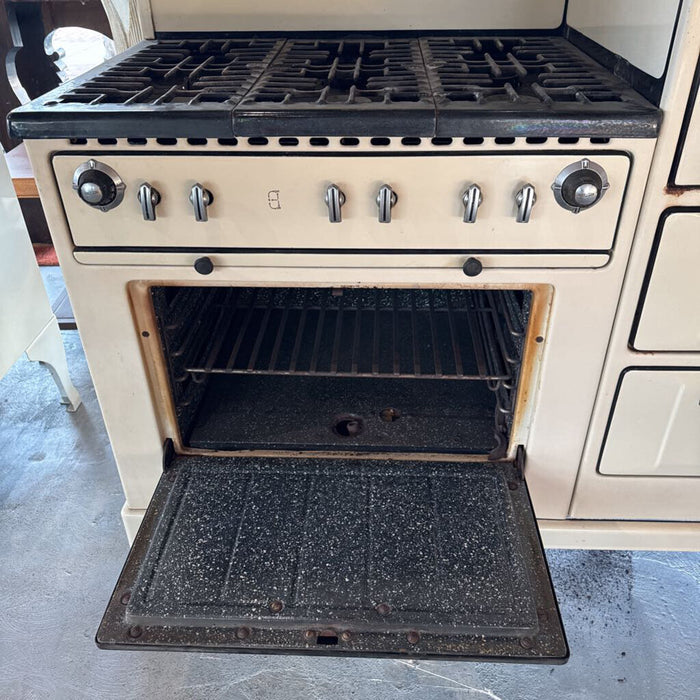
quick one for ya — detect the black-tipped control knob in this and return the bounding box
[194,257,214,275]
[76,169,116,206]
[552,159,609,213]
[462,257,483,277]
[72,160,125,212]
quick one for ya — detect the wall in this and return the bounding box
[146,0,565,33]
[567,0,682,78]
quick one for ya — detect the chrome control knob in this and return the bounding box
[515,183,537,223]
[72,160,125,212]
[461,184,482,223]
[189,183,213,222]
[79,181,104,204]
[137,183,161,221]
[552,159,609,214]
[325,184,346,223]
[376,184,398,223]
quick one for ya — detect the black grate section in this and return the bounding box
[232,37,435,135]
[54,38,283,106]
[240,39,431,105]
[8,34,661,138]
[422,36,629,106]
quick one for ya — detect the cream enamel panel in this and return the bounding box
[54,154,629,251]
[675,86,700,185]
[147,0,564,33]
[567,0,680,78]
[570,2,700,523]
[599,370,700,476]
[635,212,700,351]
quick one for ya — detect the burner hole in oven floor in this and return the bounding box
[332,414,365,437]
[379,407,401,422]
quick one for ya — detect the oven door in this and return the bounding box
[96,449,567,663]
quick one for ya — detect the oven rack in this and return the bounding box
[166,288,526,383]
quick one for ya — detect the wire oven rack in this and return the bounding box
[165,288,526,382]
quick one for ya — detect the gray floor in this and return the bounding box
[1,329,699,700]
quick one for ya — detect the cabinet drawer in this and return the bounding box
[633,211,700,351]
[599,369,700,477]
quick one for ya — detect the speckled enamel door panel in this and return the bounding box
[53,153,630,252]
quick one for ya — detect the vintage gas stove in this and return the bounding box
[8,0,700,662]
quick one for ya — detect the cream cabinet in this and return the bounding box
[634,211,700,351]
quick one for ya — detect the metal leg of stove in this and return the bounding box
[25,317,82,412]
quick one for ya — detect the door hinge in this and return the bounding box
[162,438,175,472]
[515,444,526,479]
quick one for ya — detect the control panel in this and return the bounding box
[55,154,629,252]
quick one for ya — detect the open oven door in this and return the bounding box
[97,448,568,662]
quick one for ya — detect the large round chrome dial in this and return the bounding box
[72,160,125,212]
[551,159,609,214]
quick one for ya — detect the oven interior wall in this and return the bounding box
[151,287,532,456]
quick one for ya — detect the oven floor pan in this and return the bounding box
[97,455,567,661]
[187,374,498,453]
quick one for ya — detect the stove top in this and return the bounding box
[9,34,661,139]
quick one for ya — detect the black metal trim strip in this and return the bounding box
[55,148,633,158]
[669,56,700,187]
[73,246,611,256]
[595,366,700,478]
[629,207,700,351]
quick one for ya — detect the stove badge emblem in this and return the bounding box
[267,190,281,210]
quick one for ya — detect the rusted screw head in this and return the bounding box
[519,636,534,649]
[127,625,143,639]
[304,629,315,640]
[269,599,284,614]
[340,631,352,642]
[119,591,131,605]
[507,481,518,491]
[407,631,420,645]
[375,603,392,616]
[235,626,251,640]
[380,407,401,423]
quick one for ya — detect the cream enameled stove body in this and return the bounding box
[23,133,697,551]
[18,0,700,552]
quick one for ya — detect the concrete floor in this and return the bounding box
[1,328,699,700]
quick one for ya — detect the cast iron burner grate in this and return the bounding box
[422,36,627,105]
[53,38,284,106]
[239,39,431,105]
[8,34,661,138]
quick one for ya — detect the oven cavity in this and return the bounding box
[151,287,532,456]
